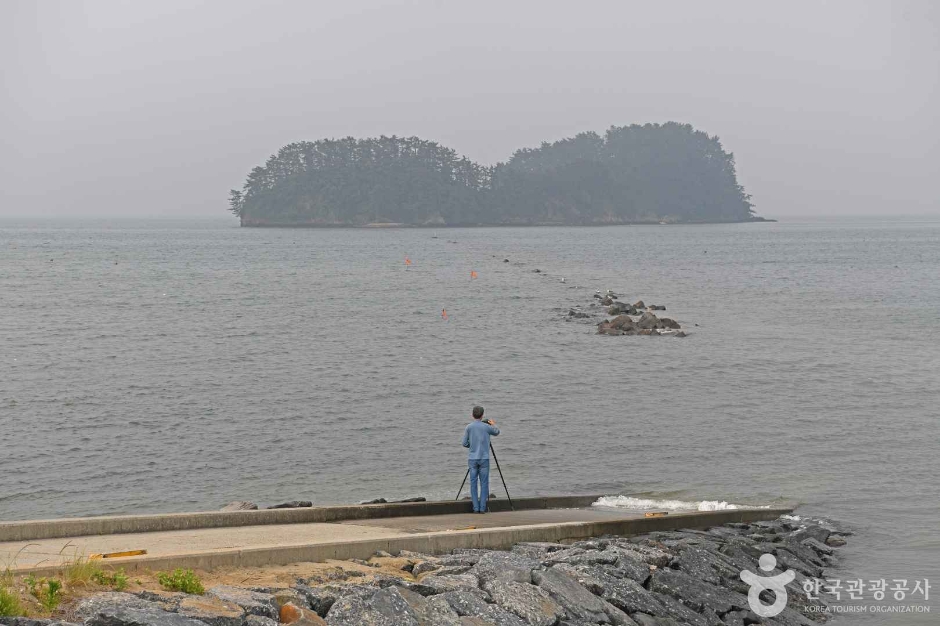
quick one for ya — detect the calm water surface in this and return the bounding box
[1,217,937,623]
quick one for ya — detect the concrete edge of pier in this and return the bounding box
[0,495,606,542]
[15,506,793,576]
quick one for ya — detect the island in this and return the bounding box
[228,122,768,227]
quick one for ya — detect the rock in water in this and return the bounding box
[482,579,565,626]
[658,318,680,329]
[266,500,312,509]
[635,312,660,330]
[608,315,635,330]
[220,501,257,511]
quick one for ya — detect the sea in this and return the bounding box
[1,217,937,623]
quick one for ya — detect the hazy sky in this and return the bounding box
[2,0,938,219]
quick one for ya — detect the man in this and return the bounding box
[461,405,499,513]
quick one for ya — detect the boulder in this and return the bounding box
[279,603,326,626]
[633,301,645,309]
[360,498,388,504]
[608,315,635,331]
[649,305,666,311]
[647,568,748,616]
[206,586,278,619]
[272,589,308,610]
[245,617,278,626]
[85,608,210,626]
[77,593,160,619]
[220,501,257,511]
[176,596,245,626]
[470,551,539,584]
[568,310,590,319]
[543,547,619,567]
[675,332,687,338]
[601,297,614,305]
[394,587,463,626]
[411,561,442,576]
[482,579,565,626]
[325,587,421,626]
[554,564,666,617]
[658,318,680,329]
[392,497,427,503]
[801,537,833,556]
[532,567,618,623]
[266,500,312,509]
[635,312,660,330]
[428,591,526,626]
[416,574,480,594]
[825,535,847,547]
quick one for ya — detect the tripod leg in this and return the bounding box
[489,443,514,511]
[455,467,470,501]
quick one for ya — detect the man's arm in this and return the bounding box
[462,426,470,448]
[486,420,499,436]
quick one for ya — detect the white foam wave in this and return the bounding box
[592,495,770,511]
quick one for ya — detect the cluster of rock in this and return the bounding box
[13,517,848,626]
[566,293,687,338]
[220,501,312,512]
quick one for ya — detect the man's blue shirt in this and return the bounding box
[462,420,500,459]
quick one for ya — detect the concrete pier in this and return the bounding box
[0,497,793,576]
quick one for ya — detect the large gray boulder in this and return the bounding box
[553,564,665,617]
[428,591,526,626]
[635,312,660,330]
[326,587,421,626]
[543,547,618,567]
[394,587,463,626]
[206,586,277,619]
[77,593,160,619]
[85,608,210,626]
[532,567,628,624]
[417,573,480,595]
[470,551,539,584]
[482,579,565,626]
[647,568,748,616]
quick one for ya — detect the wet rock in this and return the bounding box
[647,568,748,615]
[220,501,258,511]
[801,537,833,556]
[392,497,427,503]
[482,579,565,626]
[675,331,687,337]
[206,586,278,619]
[360,498,388,504]
[556,564,665,617]
[658,318,680,329]
[635,312,660,330]
[791,525,830,545]
[649,305,666,311]
[633,301,645,309]
[430,591,526,625]
[470,551,539,584]
[568,309,591,319]
[532,567,619,623]
[825,535,847,547]
[417,573,480,594]
[266,500,312,509]
[325,586,421,625]
[601,296,613,305]
[608,315,636,331]
[176,596,245,626]
[279,603,326,626]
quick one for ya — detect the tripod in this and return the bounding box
[455,443,514,511]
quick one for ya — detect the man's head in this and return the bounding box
[472,406,485,420]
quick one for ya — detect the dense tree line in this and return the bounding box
[229,123,758,226]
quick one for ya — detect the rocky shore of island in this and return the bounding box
[1,516,848,626]
[567,292,689,337]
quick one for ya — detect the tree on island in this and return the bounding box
[229,123,758,226]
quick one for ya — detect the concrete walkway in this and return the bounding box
[0,500,794,575]
[0,509,642,571]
